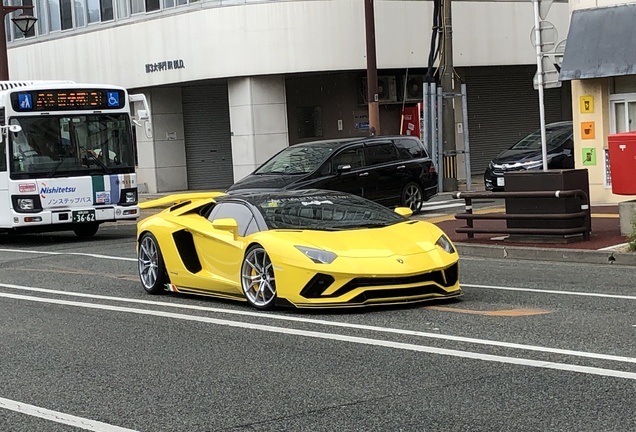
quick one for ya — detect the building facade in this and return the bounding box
[561,0,636,204]
[7,0,572,193]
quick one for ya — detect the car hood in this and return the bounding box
[270,221,443,258]
[226,173,302,191]
[492,149,547,165]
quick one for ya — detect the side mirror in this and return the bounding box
[336,164,352,174]
[394,207,413,218]
[212,218,239,239]
[8,124,21,133]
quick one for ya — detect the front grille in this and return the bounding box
[300,263,459,299]
[300,273,335,298]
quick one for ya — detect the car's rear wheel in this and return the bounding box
[401,182,424,214]
[138,233,167,294]
[73,223,99,238]
[241,245,277,311]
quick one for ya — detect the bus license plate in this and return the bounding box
[72,210,96,223]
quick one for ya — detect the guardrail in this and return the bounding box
[452,190,591,241]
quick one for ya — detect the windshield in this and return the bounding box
[9,114,134,179]
[254,144,335,175]
[254,193,406,230]
[509,125,572,151]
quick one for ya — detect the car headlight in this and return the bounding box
[17,198,34,210]
[435,234,455,254]
[295,246,338,264]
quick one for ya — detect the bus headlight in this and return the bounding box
[11,195,42,213]
[17,198,34,210]
[120,188,138,205]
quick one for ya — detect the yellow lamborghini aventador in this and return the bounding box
[137,189,461,310]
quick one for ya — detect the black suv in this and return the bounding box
[226,135,438,213]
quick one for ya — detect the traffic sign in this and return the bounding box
[533,56,561,89]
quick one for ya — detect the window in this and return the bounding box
[330,146,364,172]
[207,202,257,237]
[364,142,398,166]
[74,0,86,27]
[116,0,129,18]
[101,0,113,20]
[130,0,143,14]
[48,0,62,31]
[394,138,427,160]
[145,0,160,12]
[297,106,323,139]
[60,0,73,30]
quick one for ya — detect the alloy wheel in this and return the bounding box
[241,246,276,309]
[138,235,159,290]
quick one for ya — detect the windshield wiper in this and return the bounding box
[80,147,112,174]
[336,222,393,229]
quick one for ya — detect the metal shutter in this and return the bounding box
[463,65,569,174]
[182,83,234,190]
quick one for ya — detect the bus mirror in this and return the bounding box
[7,125,21,133]
[138,109,149,120]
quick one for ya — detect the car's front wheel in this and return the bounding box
[138,233,168,294]
[401,182,424,213]
[241,245,277,310]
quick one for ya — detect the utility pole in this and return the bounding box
[441,0,457,191]
[364,0,380,135]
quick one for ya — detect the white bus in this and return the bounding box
[0,81,151,237]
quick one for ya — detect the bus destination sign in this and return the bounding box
[11,89,126,112]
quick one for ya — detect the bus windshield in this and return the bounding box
[9,114,134,179]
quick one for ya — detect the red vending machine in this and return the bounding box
[608,132,636,195]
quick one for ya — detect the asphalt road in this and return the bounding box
[0,222,634,432]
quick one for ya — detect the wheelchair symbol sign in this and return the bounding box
[106,92,119,107]
[18,93,32,109]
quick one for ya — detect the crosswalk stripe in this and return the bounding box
[421,202,464,211]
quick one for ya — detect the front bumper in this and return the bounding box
[277,256,461,308]
[8,205,139,229]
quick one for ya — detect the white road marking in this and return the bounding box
[0,248,135,262]
[420,201,464,211]
[0,397,138,431]
[463,283,636,300]
[0,288,635,379]
[0,282,634,365]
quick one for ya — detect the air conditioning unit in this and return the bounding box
[362,75,398,104]
[400,75,427,102]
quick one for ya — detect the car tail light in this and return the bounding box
[429,165,436,173]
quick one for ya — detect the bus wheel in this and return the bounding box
[73,223,99,238]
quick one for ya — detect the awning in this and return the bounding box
[560,4,636,81]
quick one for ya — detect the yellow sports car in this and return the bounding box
[137,189,461,310]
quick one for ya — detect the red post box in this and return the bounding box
[608,132,636,195]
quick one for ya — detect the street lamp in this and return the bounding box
[0,4,37,80]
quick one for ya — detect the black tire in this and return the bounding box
[73,223,99,238]
[240,245,277,311]
[138,232,168,294]
[401,182,424,214]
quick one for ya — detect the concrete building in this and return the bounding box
[8,0,572,193]
[561,0,636,205]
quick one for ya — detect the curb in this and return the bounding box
[456,243,636,266]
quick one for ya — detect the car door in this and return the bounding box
[311,144,372,197]
[189,202,257,295]
[362,141,402,205]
